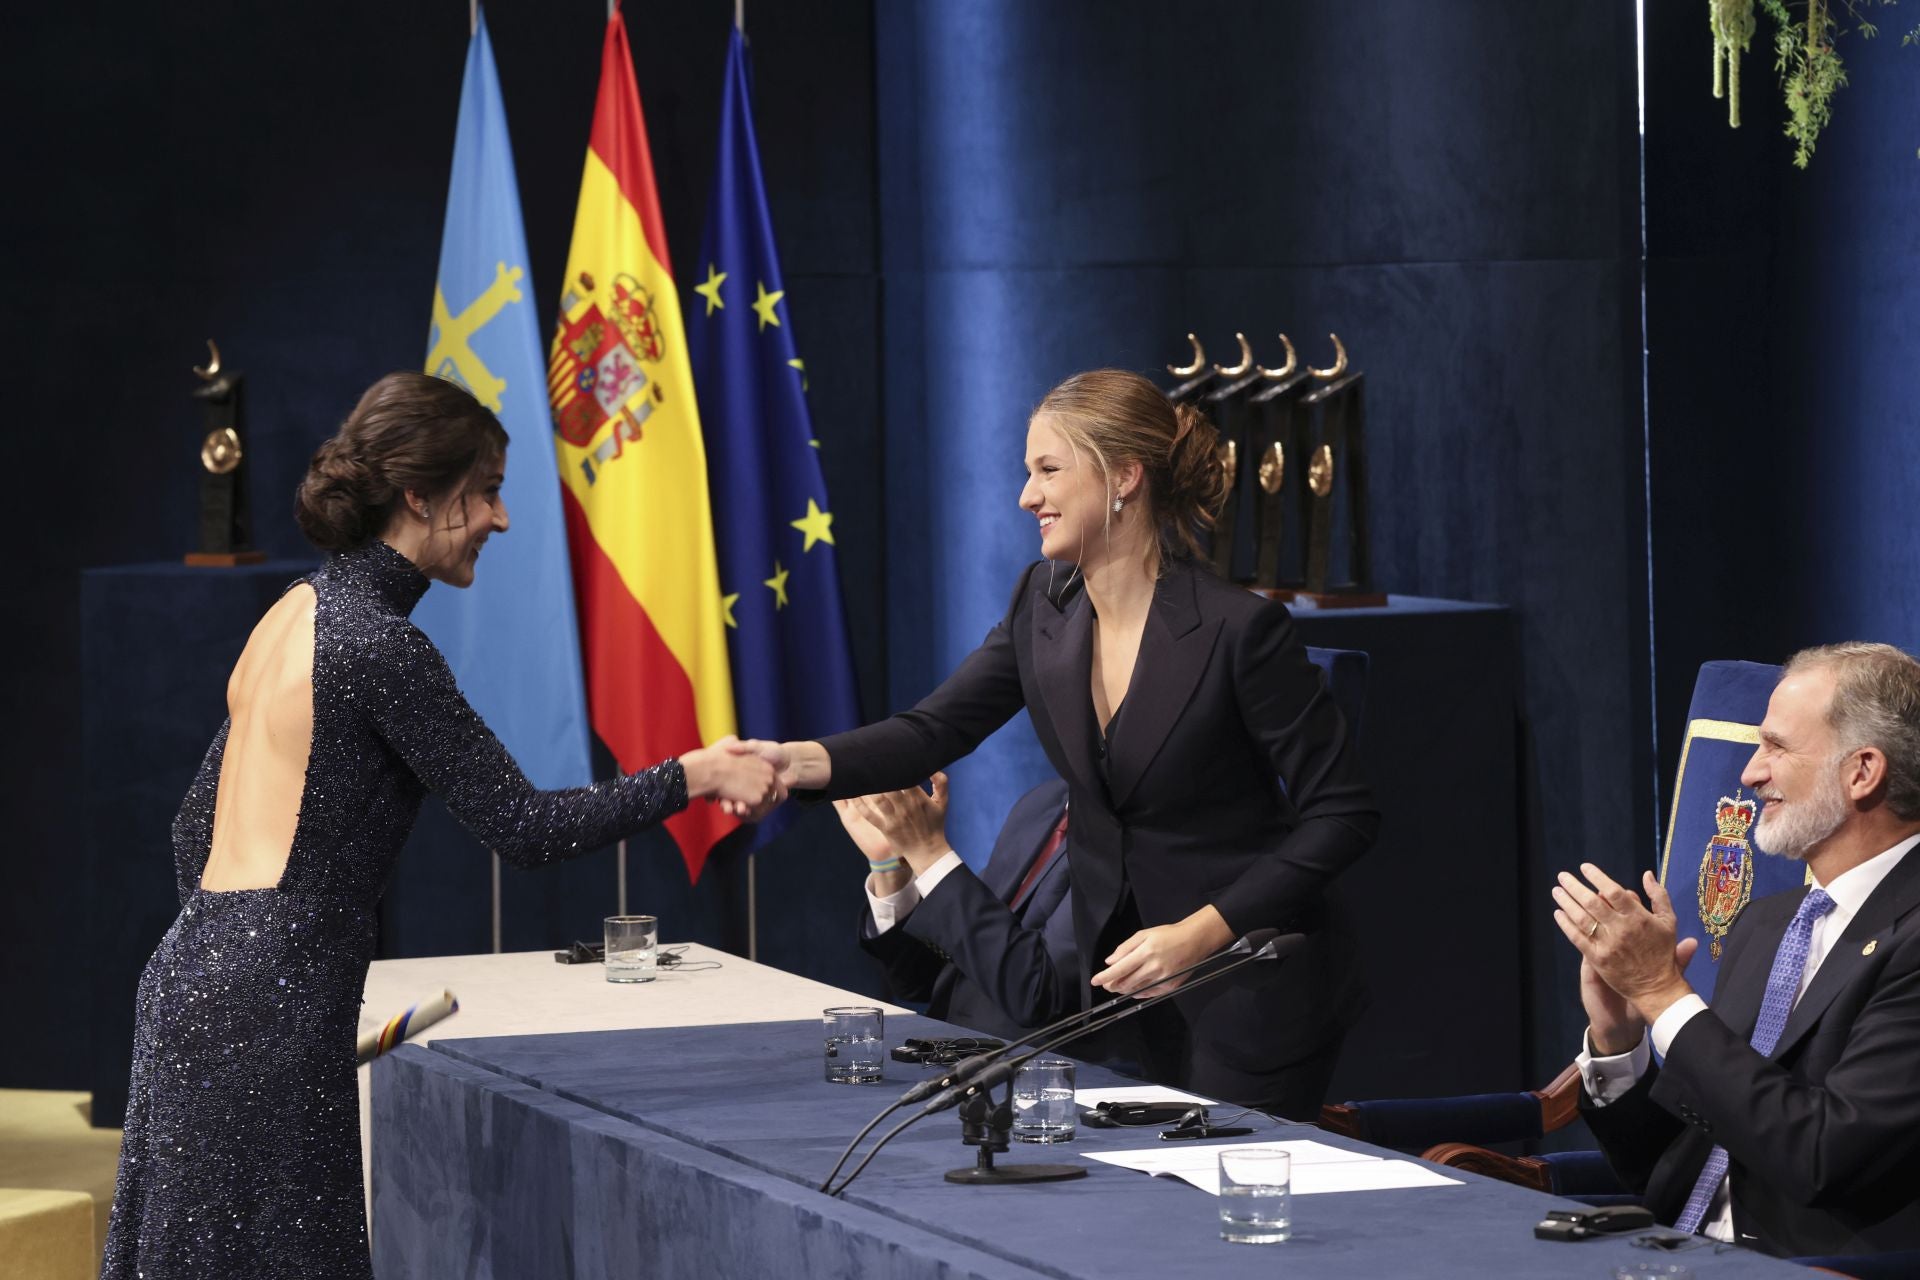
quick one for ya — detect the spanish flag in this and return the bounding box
[550,5,737,881]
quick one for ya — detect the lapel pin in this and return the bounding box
[1863,939,1878,956]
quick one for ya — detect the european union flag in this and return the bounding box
[416,8,591,790]
[690,26,860,843]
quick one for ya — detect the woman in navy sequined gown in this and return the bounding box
[102,372,782,1279]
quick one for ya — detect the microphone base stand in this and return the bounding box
[942,1082,1085,1186]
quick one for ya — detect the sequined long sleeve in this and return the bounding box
[353,619,687,866]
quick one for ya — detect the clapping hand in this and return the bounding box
[1553,863,1698,1038]
[848,772,951,875]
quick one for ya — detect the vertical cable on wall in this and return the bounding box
[1634,0,1662,852]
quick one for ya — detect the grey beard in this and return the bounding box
[1753,779,1850,861]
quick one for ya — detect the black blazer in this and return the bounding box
[859,778,1077,1040]
[1581,847,1920,1258]
[818,557,1379,1097]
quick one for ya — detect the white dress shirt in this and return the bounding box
[1578,833,1918,1242]
[865,851,964,933]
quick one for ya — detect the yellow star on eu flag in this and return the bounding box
[790,499,836,552]
[753,281,785,331]
[787,356,808,391]
[696,264,727,316]
[763,561,790,609]
[720,592,740,628]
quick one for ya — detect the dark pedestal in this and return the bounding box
[82,560,313,1128]
[1292,595,1523,1102]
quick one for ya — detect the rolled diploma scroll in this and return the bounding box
[356,989,459,1065]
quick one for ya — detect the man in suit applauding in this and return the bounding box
[838,773,1076,1041]
[1554,642,1920,1258]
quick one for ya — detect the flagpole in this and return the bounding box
[491,853,502,953]
[469,0,477,36]
[734,0,744,33]
[617,838,629,915]
[747,851,758,961]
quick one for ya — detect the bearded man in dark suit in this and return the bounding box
[1555,643,1920,1258]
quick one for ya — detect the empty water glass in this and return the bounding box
[1010,1057,1076,1143]
[1218,1148,1291,1243]
[603,915,658,983]
[823,1006,884,1083]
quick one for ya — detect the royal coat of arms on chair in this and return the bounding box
[1697,792,1757,960]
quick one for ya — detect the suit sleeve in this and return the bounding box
[901,869,1081,1029]
[1650,929,1920,1207]
[360,621,688,867]
[1209,600,1381,933]
[858,909,951,1004]
[811,567,1035,799]
[1579,1065,1687,1196]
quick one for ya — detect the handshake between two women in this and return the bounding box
[679,736,794,822]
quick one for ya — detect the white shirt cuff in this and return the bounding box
[866,877,920,934]
[912,850,964,897]
[1577,1028,1651,1106]
[1650,994,1709,1059]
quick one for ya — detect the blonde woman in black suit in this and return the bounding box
[778,369,1379,1115]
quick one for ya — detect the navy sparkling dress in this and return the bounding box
[102,540,689,1278]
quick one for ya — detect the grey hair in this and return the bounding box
[1784,642,1920,820]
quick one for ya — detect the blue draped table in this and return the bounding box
[370,1017,1804,1279]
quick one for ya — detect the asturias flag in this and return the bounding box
[550,5,738,881]
[417,6,591,791]
[689,26,860,844]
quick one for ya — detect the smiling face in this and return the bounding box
[418,452,509,589]
[1018,414,1111,565]
[1743,666,1854,860]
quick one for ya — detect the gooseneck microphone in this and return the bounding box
[815,928,1281,1193]
[822,929,1300,1196]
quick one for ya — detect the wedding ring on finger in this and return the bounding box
[1587,920,1601,939]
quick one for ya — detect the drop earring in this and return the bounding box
[1112,496,1124,514]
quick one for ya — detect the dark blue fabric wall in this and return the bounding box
[877,0,1647,1082]
[1645,5,1920,798]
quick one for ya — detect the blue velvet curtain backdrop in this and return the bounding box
[18,1,1915,1111]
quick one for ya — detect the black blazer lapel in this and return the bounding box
[1773,850,1920,1057]
[1108,564,1223,811]
[1033,586,1099,795]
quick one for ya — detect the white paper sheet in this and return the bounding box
[1082,1139,1461,1196]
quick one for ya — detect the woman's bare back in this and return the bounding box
[198,584,317,891]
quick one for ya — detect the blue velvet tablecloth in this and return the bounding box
[370,1017,1808,1279]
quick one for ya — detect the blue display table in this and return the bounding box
[370,1018,1805,1279]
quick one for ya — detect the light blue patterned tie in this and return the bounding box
[1673,887,1835,1234]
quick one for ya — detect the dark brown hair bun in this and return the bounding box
[294,371,508,552]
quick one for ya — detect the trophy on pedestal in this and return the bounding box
[1162,327,1383,607]
[1246,334,1313,592]
[1291,334,1383,607]
[185,340,266,567]
[1202,333,1263,582]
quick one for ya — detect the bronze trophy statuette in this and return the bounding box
[185,339,267,567]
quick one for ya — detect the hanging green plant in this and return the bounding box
[1711,0,1759,126]
[1712,0,1912,166]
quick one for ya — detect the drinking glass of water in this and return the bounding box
[1218,1148,1291,1243]
[1010,1057,1076,1143]
[822,1006,885,1083]
[603,915,658,983]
